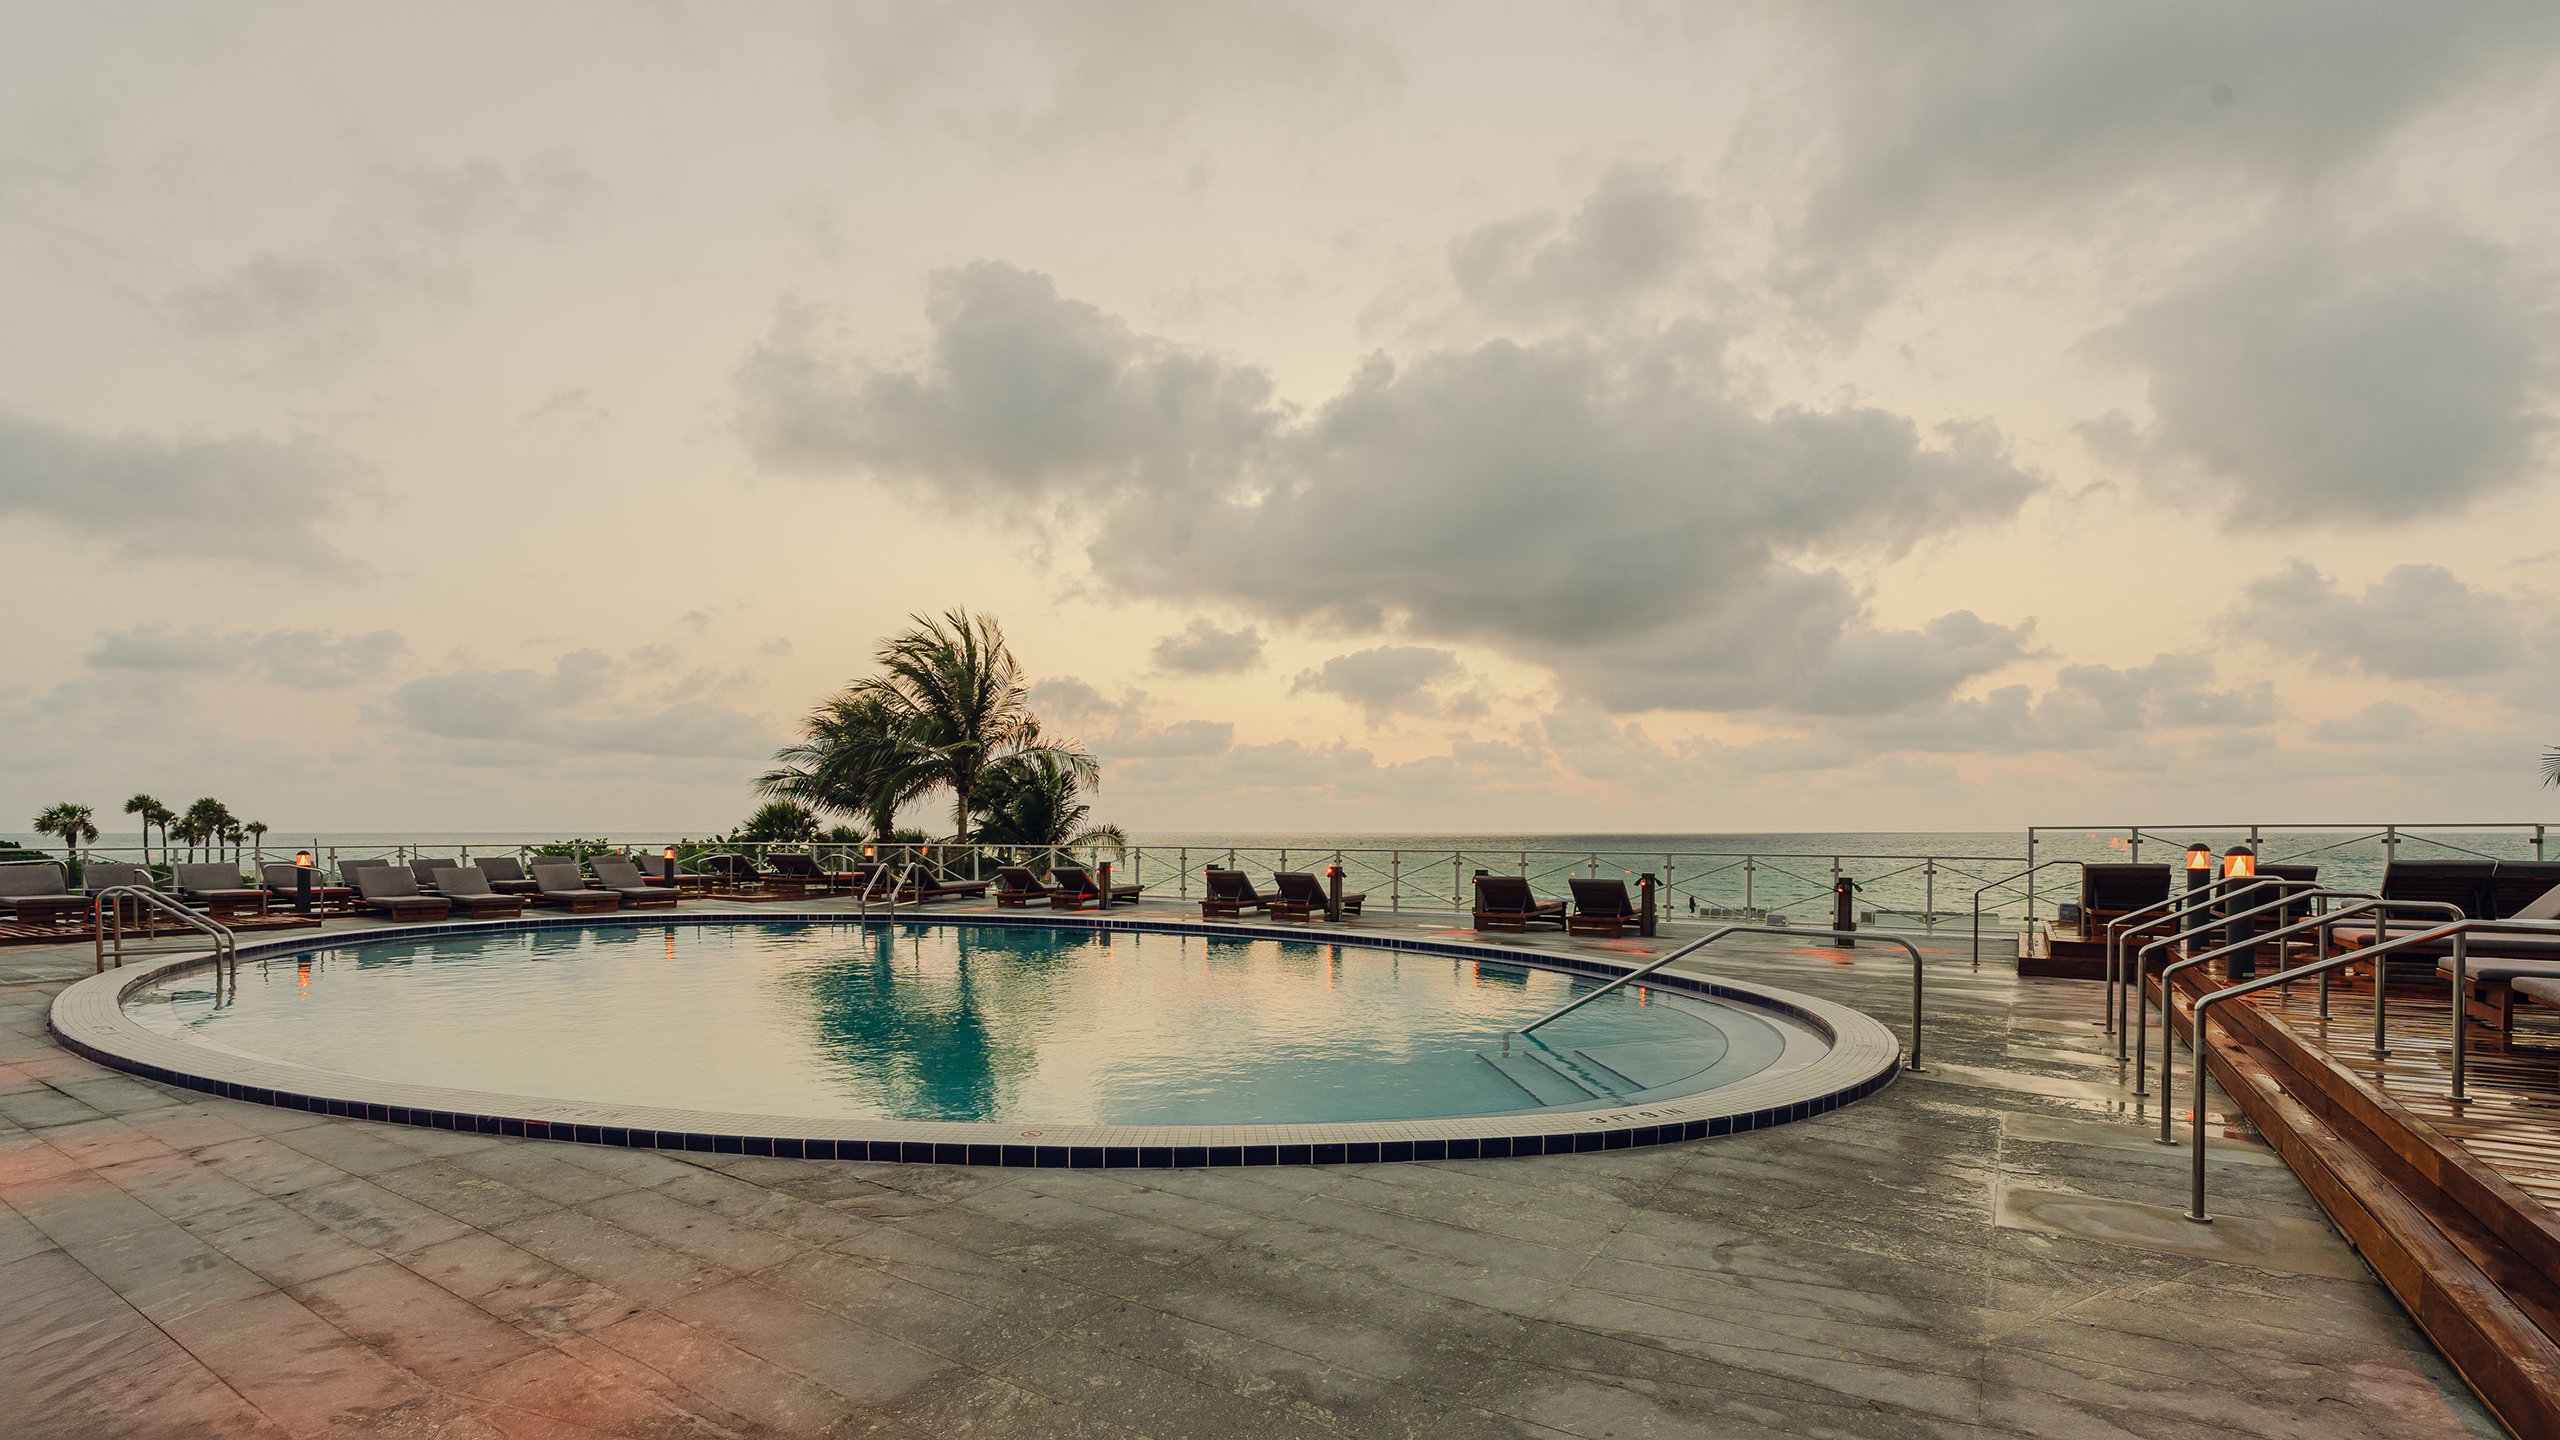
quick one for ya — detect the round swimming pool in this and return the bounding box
[57,915,1903,1164]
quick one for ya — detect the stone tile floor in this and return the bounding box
[0,905,2503,1438]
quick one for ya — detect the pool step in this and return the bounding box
[1477,1047,1609,1106]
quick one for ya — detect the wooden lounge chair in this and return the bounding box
[82,862,157,896]
[425,867,528,920]
[408,858,460,891]
[905,874,991,903]
[473,856,543,896]
[351,867,452,922]
[260,862,354,914]
[995,867,1061,908]
[0,861,88,928]
[2488,862,2560,919]
[529,860,621,913]
[1047,865,1140,910]
[1473,874,1566,933]
[590,856,681,908]
[1200,868,1280,919]
[1273,871,1363,917]
[697,852,764,893]
[338,857,394,889]
[2429,882,2560,1037]
[174,863,271,919]
[763,852,836,897]
[2078,865,2170,934]
[1566,878,1641,937]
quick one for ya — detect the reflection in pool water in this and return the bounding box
[126,923,1818,1126]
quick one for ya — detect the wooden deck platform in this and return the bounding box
[2155,962,2560,1435]
[0,912,325,948]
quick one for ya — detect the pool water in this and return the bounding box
[125,923,1822,1126]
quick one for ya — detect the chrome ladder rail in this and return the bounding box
[1967,859,2088,970]
[92,884,239,980]
[1516,923,1928,1072]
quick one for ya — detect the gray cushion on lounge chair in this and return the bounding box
[432,867,498,898]
[174,863,260,899]
[590,856,674,901]
[2440,951,2560,981]
[339,857,393,885]
[0,862,69,898]
[2512,976,2560,1007]
[478,856,528,882]
[530,859,593,894]
[355,867,429,901]
[83,862,154,893]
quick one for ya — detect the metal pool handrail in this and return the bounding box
[1516,924,1927,1072]
[1968,859,2087,968]
[2101,876,2259,1039]
[91,885,236,979]
[2111,878,2315,1061]
[2128,885,2382,1094]
[2178,916,2560,1222]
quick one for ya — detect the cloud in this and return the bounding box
[84,623,406,690]
[740,263,2042,717]
[1772,2,2560,312]
[0,410,371,575]
[824,0,1398,151]
[170,153,600,364]
[1841,651,2280,755]
[2230,560,2524,679]
[1149,619,1265,674]
[1449,166,1704,320]
[1290,646,1463,720]
[383,648,777,761]
[2310,700,2424,744]
[2086,226,2549,526]
[1025,676,1234,760]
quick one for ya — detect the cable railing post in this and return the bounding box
[2451,932,2471,1103]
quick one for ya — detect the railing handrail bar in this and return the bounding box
[90,884,237,977]
[2106,877,2318,1048]
[2035,821,2547,831]
[2130,887,2421,1092]
[2181,916,2560,1222]
[2142,892,2438,1115]
[1968,859,2087,967]
[1517,924,1927,1072]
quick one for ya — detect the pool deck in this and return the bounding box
[0,902,2501,1438]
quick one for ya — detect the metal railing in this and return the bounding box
[2111,877,2318,1066]
[2126,882,2338,1093]
[1515,923,1927,1072]
[2172,916,2560,1222]
[91,885,236,978]
[1969,860,2087,968]
[2021,821,2552,917]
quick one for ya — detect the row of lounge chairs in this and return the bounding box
[995,865,1142,910]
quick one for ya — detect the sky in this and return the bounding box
[4,1,2559,837]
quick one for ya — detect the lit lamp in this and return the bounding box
[2221,846,2259,979]
[1325,864,1344,923]
[661,844,677,887]
[293,849,315,916]
[2184,842,2214,894]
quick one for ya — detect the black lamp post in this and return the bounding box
[293,849,314,916]
[2221,845,2259,980]
[2184,842,2214,894]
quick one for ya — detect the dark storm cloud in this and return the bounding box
[1150,619,1266,674]
[1449,167,1704,321]
[0,409,370,575]
[737,263,2043,718]
[2230,561,2524,679]
[1290,646,1463,720]
[1774,1,2560,313]
[2087,228,2549,527]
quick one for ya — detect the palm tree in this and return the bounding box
[180,798,234,862]
[734,800,821,844]
[972,750,1127,853]
[123,794,166,864]
[2543,746,2559,787]
[766,610,1097,846]
[244,820,269,858]
[32,803,98,871]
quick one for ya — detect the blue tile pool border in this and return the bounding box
[49,910,1905,1168]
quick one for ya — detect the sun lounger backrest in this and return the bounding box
[1475,875,1535,911]
[433,867,497,898]
[592,856,647,888]
[175,863,245,892]
[1569,878,1635,916]
[770,853,823,878]
[2382,861,2497,917]
[478,856,528,883]
[1050,866,1095,894]
[530,859,588,893]
[2079,865,2171,914]
[339,857,392,885]
[84,862,152,892]
[998,867,1043,892]
[1205,869,1261,902]
[409,859,447,885]
[355,867,423,900]
[2489,863,2560,919]
[0,862,67,898]
[1272,872,1322,904]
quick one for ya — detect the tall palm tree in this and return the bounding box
[2543,746,2559,788]
[759,691,921,840]
[32,803,98,870]
[180,798,234,863]
[770,610,1095,846]
[244,820,269,858]
[123,794,166,864]
[972,750,1127,852]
